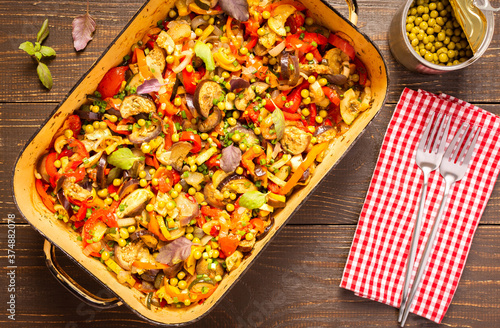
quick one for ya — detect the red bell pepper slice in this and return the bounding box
[35,179,56,212]
[328,34,356,61]
[353,56,367,86]
[145,154,160,169]
[179,131,201,153]
[96,66,129,99]
[308,103,317,125]
[285,32,327,54]
[284,80,309,113]
[74,202,88,221]
[219,235,240,257]
[283,112,302,121]
[322,86,341,106]
[66,138,89,171]
[182,67,205,95]
[244,36,259,50]
[206,155,221,169]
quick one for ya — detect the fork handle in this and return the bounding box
[400,178,453,327]
[398,171,430,322]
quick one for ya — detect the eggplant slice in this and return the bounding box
[120,95,156,118]
[198,107,222,132]
[193,80,224,118]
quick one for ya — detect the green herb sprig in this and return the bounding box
[19,19,56,90]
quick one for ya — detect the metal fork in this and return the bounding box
[398,112,451,322]
[399,123,481,327]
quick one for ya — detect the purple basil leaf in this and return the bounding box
[220,144,242,173]
[136,78,163,94]
[72,13,96,51]
[229,77,250,91]
[156,237,192,266]
[219,0,249,22]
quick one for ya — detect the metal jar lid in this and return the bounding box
[449,0,496,54]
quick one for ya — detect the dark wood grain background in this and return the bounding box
[1,0,499,327]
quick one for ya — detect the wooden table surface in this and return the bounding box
[1,0,499,327]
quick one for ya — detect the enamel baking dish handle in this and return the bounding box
[43,240,122,309]
[345,0,359,26]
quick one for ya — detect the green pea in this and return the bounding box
[448,41,456,50]
[434,24,442,33]
[415,17,423,25]
[438,53,449,63]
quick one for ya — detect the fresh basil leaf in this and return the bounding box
[37,19,49,43]
[72,12,96,51]
[239,191,267,210]
[34,52,42,61]
[36,62,52,90]
[194,41,216,71]
[136,78,163,94]
[218,0,249,22]
[19,41,35,55]
[34,42,41,52]
[107,147,143,170]
[272,107,285,141]
[220,144,242,173]
[156,237,192,266]
[40,46,56,57]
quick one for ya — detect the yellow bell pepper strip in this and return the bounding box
[280,142,328,194]
[225,17,240,48]
[135,48,154,80]
[213,48,241,72]
[199,25,215,42]
[184,245,205,275]
[175,0,190,16]
[156,215,172,240]
[132,261,170,270]
[241,145,263,176]
[147,210,169,241]
[105,258,136,286]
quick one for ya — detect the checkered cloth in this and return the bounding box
[340,88,500,323]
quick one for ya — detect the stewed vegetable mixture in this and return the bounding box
[35,0,372,309]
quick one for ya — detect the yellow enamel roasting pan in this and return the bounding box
[13,0,388,325]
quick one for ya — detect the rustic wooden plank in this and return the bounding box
[2,102,500,225]
[1,0,499,103]
[0,225,498,327]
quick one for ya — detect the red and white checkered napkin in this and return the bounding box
[340,88,500,323]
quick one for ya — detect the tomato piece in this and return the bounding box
[96,66,129,99]
[250,218,265,234]
[219,235,240,257]
[66,115,82,135]
[201,206,222,218]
